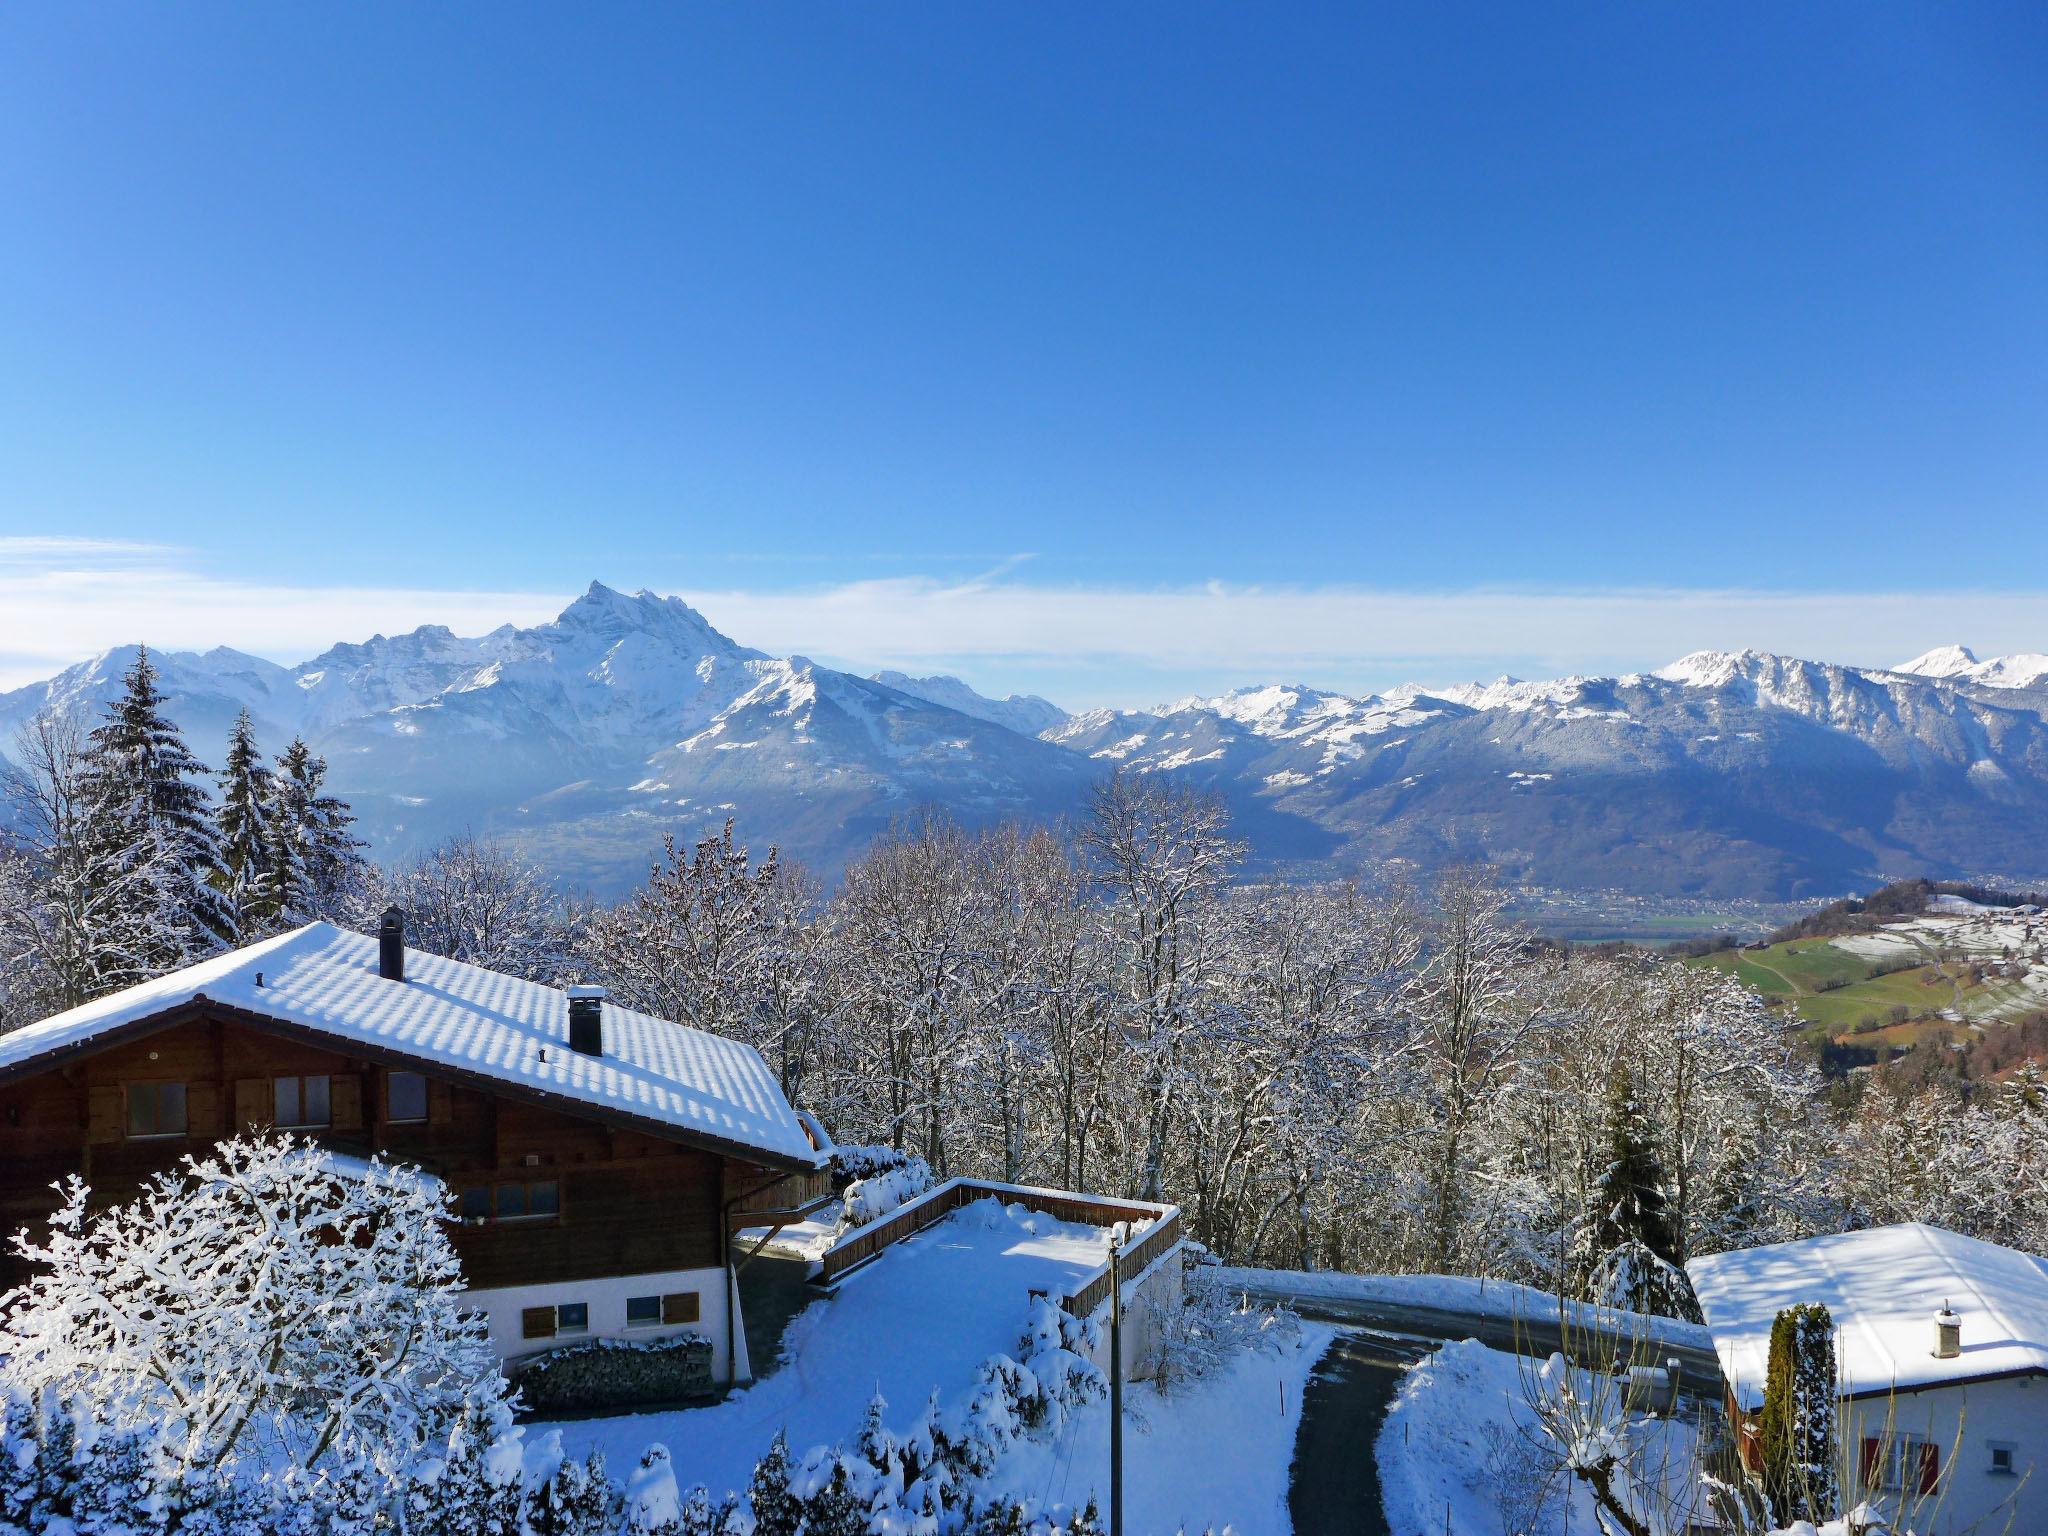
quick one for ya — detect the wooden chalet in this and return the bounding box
[0,910,832,1384]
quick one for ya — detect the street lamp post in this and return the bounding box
[1109,1220,1127,1536]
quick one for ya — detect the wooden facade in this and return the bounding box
[0,1006,827,1296]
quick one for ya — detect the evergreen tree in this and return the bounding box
[265,737,367,923]
[1759,1302,1840,1526]
[745,1433,804,1536]
[1593,1065,1682,1266]
[216,710,277,937]
[1066,1497,1107,1536]
[800,1461,865,1536]
[81,648,236,962]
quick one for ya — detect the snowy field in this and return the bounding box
[1377,1339,1703,1536]
[1809,905,2048,1021]
[544,1197,1331,1533]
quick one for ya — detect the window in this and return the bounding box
[461,1180,559,1223]
[1867,1437,1940,1495]
[387,1071,428,1123]
[274,1075,330,1128]
[520,1301,590,1341]
[126,1082,187,1138]
[1989,1441,2017,1476]
[626,1295,661,1329]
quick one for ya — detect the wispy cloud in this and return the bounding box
[1,539,2043,708]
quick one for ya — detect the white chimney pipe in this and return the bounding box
[1934,1302,1961,1360]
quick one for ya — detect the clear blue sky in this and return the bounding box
[1,4,2044,702]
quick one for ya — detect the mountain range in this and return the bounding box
[3,586,2046,902]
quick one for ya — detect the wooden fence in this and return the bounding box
[813,1176,1182,1301]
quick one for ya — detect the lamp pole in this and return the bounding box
[1109,1221,1126,1536]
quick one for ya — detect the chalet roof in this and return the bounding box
[1686,1223,2048,1408]
[0,923,824,1171]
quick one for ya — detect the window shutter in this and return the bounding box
[233,1078,269,1131]
[662,1291,700,1325]
[521,1306,555,1341]
[330,1074,363,1130]
[186,1081,222,1138]
[1860,1438,1882,1490]
[1919,1441,1940,1496]
[87,1086,123,1144]
[428,1080,453,1126]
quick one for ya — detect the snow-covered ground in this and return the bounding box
[1377,1339,1703,1536]
[1213,1267,1712,1353]
[545,1198,1330,1532]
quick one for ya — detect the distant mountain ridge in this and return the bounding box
[4,596,2046,902]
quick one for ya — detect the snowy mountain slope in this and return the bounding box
[869,671,1068,737]
[6,609,2047,901]
[1893,644,2048,690]
[0,584,1093,893]
[1050,649,2048,898]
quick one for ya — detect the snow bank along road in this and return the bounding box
[1213,1269,1724,1398]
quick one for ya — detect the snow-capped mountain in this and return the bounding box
[0,584,1091,894]
[868,672,1068,737]
[1051,647,2048,898]
[1893,644,2048,691]
[6,604,2047,901]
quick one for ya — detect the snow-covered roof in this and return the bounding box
[1686,1223,2048,1408]
[0,924,824,1170]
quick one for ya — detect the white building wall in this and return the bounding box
[462,1264,751,1384]
[1841,1373,2042,1536]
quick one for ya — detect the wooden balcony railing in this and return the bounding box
[813,1175,1182,1303]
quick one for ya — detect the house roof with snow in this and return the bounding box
[1686,1223,2048,1409]
[0,923,825,1171]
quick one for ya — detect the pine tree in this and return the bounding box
[216,710,277,938]
[265,737,366,923]
[1066,1497,1107,1536]
[1593,1065,1682,1266]
[745,1433,805,1536]
[1759,1302,1840,1526]
[81,648,236,962]
[800,1460,865,1536]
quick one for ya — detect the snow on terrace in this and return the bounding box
[0,923,821,1168]
[1687,1223,2048,1410]
[549,1198,1106,1493]
[549,1197,1327,1534]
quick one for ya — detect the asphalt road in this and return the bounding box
[1287,1332,1410,1536]
[1224,1276,1727,1399]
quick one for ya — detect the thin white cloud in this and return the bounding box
[0,541,2043,709]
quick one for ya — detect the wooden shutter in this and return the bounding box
[1919,1441,1940,1496]
[330,1074,363,1130]
[520,1306,556,1341]
[87,1085,124,1144]
[662,1291,700,1325]
[428,1080,453,1126]
[1861,1438,1882,1490]
[233,1078,269,1131]
[186,1081,222,1139]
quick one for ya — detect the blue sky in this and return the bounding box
[1,4,2044,704]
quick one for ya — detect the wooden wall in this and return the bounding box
[0,1011,740,1292]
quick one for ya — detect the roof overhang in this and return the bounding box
[0,994,825,1176]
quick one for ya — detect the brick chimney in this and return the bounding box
[568,986,605,1056]
[378,906,406,983]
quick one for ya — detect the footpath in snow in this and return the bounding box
[546,1198,1331,1534]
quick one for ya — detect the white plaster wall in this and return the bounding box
[1840,1373,2043,1535]
[463,1264,751,1384]
[1071,1242,1186,1383]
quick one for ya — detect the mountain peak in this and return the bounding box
[1894,644,1980,678]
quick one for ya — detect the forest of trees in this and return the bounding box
[3,653,2045,1302]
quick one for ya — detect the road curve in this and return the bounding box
[1222,1274,1727,1399]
